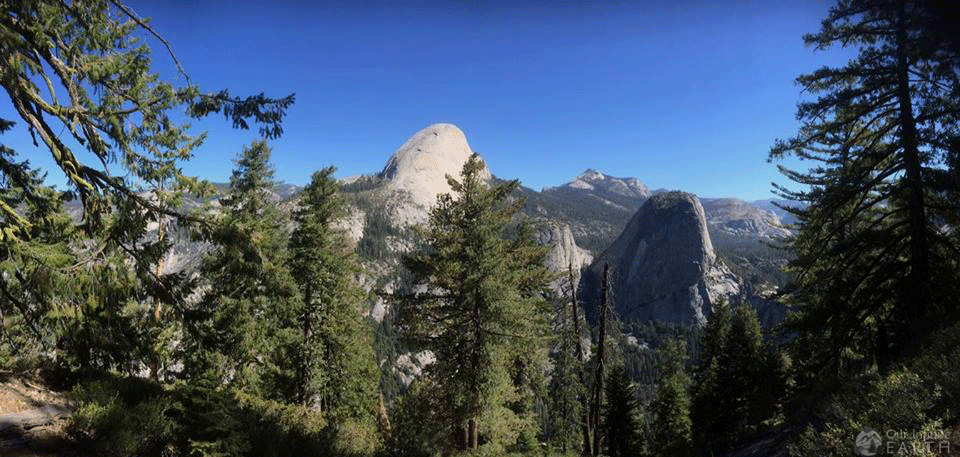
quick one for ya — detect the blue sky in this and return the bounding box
[3,0,854,201]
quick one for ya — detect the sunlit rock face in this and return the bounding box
[558,169,651,199]
[701,197,792,238]
[581,191,740,327]
[380,123,490,225]
[534,220,594,294]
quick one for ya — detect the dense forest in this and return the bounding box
[1,0,958,456]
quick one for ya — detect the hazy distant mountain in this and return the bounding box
[520,169,794,266]
[701,197,792,239]
[752,198,801,226]
[274,183,303,200]
[548,168,651,199]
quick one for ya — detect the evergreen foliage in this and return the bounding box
[691,302,790,455]
[0,0,292,374]
[721,306,766,443]
[603,365,644,457]
[546,279,587,454]
[397,153,554,452]
[770,0,960,397]
[649,338,692,457]
[288,166,380,451]
[0,0,293,331]
[185,141,300,399]
[66,373,331,457]
[382,380,443,457]
[768,0,960,451]
[690,299,733,454]
[0,0,292,233]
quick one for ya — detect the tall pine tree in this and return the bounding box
[287,166,380,451]
[397,154,553,452]
[770,0,960,395]
[690,299,733,454]
[603,365,644,457]
[692,303,788,455]
[186,141,301,399]
[547,268,587,454]
[650,339,692,457]
[719,305,767,448]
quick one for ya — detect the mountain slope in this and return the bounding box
[701,198,791,238]
[580,192,740,327]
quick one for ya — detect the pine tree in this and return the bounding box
[0,0,292,372]
[690,299,733,453]
[1,0,292,235]
[719,305,766,446]
[0,147,84,365]
[650,339,692,457]
[397,154,553,452]
[186,141,301,399]
[692,303,786,455]
[547,268,587,454]
[770,0,960,395]
[603,365,643,457]
[288,166,380,451]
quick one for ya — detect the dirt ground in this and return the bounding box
[0,371,77,457]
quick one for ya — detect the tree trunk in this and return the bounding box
[569,264,592,455]
[469,416,479,449]
[591,263,609,456]
[468,291,483,450]
[894,3,930,361]
[300,286,313,405]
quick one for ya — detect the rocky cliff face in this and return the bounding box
[701,198,791,238]
[534,221,594,293]
[580,191,739,326]
[379,123,490,225]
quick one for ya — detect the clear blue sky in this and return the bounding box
[4,0,855,201]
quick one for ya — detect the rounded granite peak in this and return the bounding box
[640,191,714,258]
[380,123,491,219]
[581,190,738,326]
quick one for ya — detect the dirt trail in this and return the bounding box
[0,372,76,457]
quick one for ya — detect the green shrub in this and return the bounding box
[786,357,958,456]
[66,374,341,457]
[68,377,179,457]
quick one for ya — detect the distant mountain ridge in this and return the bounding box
[546,168,651,199]
[700,198,792,238]
[136,123,791,327]
[108,123,794,394]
